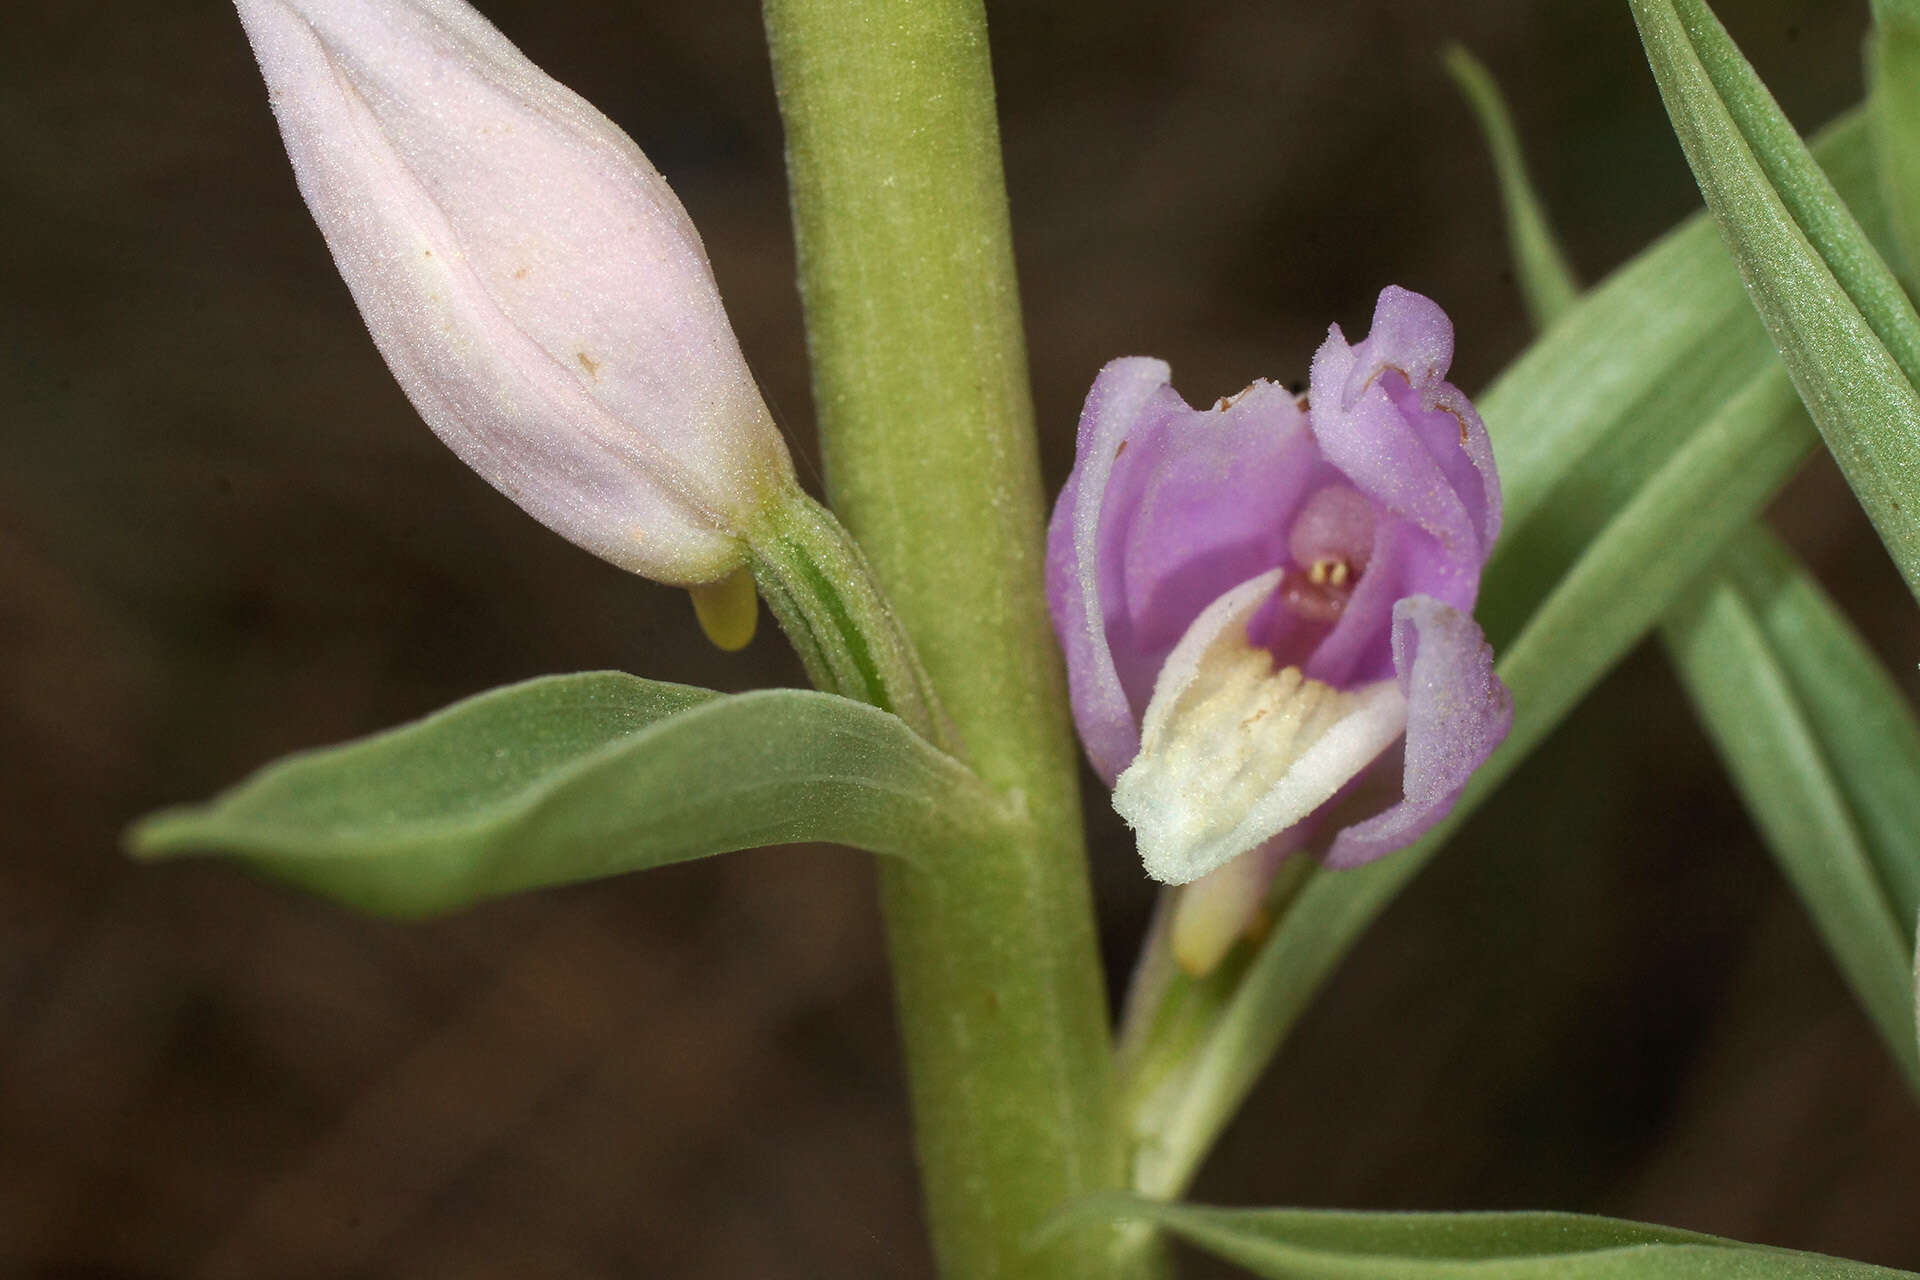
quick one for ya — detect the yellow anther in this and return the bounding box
[689,565,758,652]
[1307,556,1350,588]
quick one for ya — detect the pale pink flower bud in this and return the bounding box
[235,0,796,585]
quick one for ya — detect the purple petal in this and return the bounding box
[1386,377,1502,557]
[1308,287,1499,568]
[1322,594,1511,868]
[1114,383,1315,696]
[1046,358,1173,783]
[1339,285,1455,394]
[1045,360,1314,783]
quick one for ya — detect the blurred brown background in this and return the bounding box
[5,0,1919,1276]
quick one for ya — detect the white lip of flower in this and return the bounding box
[1113,568,1408,885]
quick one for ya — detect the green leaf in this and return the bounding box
[1472,108,1898,655]
[1450,52,1920,1093]
[1663,531,1920,1090]
[1063,1197,1920,1279]
[1443,45,1582,330]
[1869,18,1920,280]
[129,672,1001,917]
[1490,370,1810,766]
[1472,140,1813,652]
[1722,530,1920,924]
[1479,113,1873,533]
[1631,0,1920,601]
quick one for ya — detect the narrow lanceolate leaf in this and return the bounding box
[1450,53,1920,1089]
[1063,1198,1920,1280]
[1631,0,1920,600]
[1443,45,1582,330]
[1870,15,1920,280]
[1664,537,1920,1091]
[1717,531,1920,918]
[1469,112,1881,653]
[129,673,1000,917]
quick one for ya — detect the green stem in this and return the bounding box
[761,1,1143,1275]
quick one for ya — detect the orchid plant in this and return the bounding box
[132,0,1920,1276]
